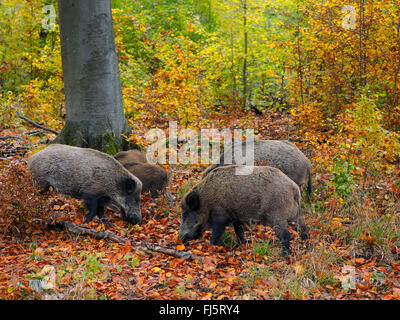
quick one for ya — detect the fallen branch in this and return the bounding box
[16,111,59,135]
[61,221,127,244]
[0,135,28,142]
[26,130,44,136]
[54,221,203,262]
[142,242,200,260]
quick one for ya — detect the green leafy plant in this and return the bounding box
[77,252,109,284]
[330,156,355,199]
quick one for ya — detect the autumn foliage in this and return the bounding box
[0,160,78,236]
[0,0,400,300]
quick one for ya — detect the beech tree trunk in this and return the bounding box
[56,0,131,153]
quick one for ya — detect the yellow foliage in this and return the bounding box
[290,102,327,136]
[339,96,400,167]
[124,36,215,128]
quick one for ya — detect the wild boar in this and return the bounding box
[122,162,174,206]
[27,144,143,225]
[202,139,312,201]
[114,150,147,164]
[179,165,309,257]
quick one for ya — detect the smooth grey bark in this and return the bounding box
[56,0,131,153]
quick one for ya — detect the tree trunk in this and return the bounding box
[391,16,400,131]
[241,0,248,111]
[359,0,365,91]
[296,5,304,107]
[56,0,131,154]
[230,26,237,100]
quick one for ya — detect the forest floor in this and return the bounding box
[0,109,399,300]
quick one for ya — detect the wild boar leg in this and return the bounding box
[150,188,160,200]
[233,221,246,244]
[96,198,109,225]
[272,223,291,257]
[83,196,99,223]
[164,189,174,206]
[35,179,50,193]
[210,215,229,245]
[297,215,309,241]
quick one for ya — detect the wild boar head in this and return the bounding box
[178,189,209,243]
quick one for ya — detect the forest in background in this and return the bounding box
[0,0,400,300]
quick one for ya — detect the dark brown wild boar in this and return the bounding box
[179,165,309,257]
[114,150,147,164]
[122,162,174,206]
[27,144,143,225]
[202,139,312,201]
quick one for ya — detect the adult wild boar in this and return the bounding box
[114,149,147,164]
[179,165,309,257]
[27,144,143,225]
[202,139,312,200]
[122,162,174,206]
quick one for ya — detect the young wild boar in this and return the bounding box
[202,139,312,201]
[114,149,148,164]
[179,165,309,257]
[122,162,174,206]
[27,144,143,225]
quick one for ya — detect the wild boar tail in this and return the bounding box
[306,166,312,202]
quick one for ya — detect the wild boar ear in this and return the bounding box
[186,190,200,211]
[125,178,136,194]
[123,162,133,170]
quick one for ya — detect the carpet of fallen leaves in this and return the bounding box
[0,109,399,300]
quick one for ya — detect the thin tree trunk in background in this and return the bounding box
[56,0,132,153]
[297,35,304,106]
[208,0,213,32]
[359,0,365,92]
[296,6,304,106]
[230,26,237,100]
[29,3,33,80]
[242,0,248,110]
[392,16,400,131]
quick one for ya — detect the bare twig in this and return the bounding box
[0,135,28,142]
[26,130,44,136]
[16,111,59,135]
